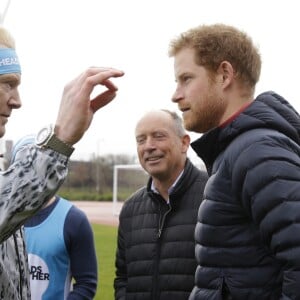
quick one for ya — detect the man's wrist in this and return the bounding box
[36,124,74,157]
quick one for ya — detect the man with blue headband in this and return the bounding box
[0,25,124,299]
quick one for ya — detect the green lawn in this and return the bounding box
[92,223,118,300]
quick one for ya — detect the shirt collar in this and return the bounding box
[151,169,184,197]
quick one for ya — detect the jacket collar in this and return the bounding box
[191,91,300,171]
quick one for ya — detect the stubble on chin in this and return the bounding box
[182,112,209,133]
[182,117,201,133]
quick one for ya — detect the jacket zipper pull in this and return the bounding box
[158,228,162,238]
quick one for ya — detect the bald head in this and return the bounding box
[135,109,186,138]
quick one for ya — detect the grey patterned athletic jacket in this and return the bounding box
[0,144,68,300]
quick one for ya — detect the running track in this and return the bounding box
[72,201,121,227]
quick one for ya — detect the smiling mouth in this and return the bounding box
[146,156,162,162]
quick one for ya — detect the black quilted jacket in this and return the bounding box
[114,159,208,300]
[190,91,300,300]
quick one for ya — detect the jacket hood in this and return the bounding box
[191,91,300,167]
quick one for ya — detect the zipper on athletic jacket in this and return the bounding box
[158,203,171,238]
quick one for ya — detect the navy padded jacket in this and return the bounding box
[190,91,300,300]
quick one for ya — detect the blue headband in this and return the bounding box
[0,48,21,75]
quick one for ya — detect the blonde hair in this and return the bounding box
[0,26,16,49]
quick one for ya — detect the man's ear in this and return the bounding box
[217,61,234,88]
[181,134,191,153]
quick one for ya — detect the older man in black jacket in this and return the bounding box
[114,109,208,300]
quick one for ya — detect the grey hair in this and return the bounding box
[161,109,186,137]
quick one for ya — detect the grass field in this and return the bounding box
[92,223,118,300]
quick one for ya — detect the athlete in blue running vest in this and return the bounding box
[24,195,97,299]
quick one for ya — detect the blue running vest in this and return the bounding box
[25,198,72,300]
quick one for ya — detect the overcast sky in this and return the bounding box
[1,0,300,163]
